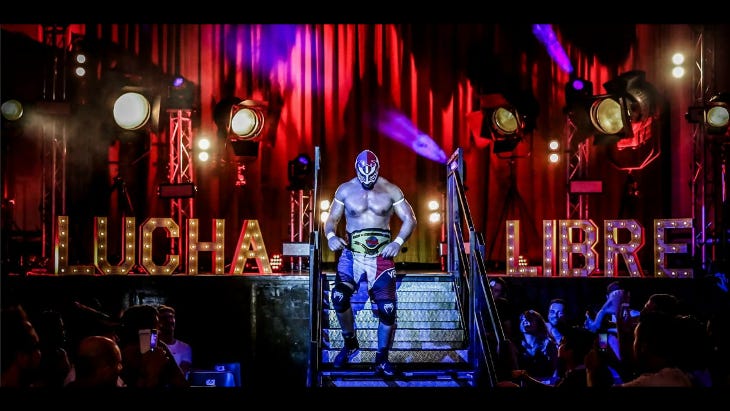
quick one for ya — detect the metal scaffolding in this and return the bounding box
[39,24,70,264]
[565,119,590,220]
[288,188,313,270]
[168,108,194,265]
[691,26,724,273]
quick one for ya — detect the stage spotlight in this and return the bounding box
[113,91,151,130]
[565,77,593,106]
[1,99,23,121]
[602,70,659,144]
[468,92,535,154]
[427,199,441,225]
[706,92,730,134]
[287,153,314,191]
[320,199,331,224]
[671,52,686,79]
[479,94,525,154]
[566,70,658,146]
[686,92,730,135]
[214,96,259,159]
[567,93,631,145]
[547,139,561,164]
[167,75,195,109]
[229,100,266,141]
[197,137,212,163]
[70,34,89,79]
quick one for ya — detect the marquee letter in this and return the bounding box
[54,216,96,275]
[542,219,556,277]
[558,219,598,277]
[230,219,272,275]
[95,216,136,275]
[604,219,644,277]
[139,218,180,275]
[187,219,226,275]
[506,220,539,276]
[654,218,693,278]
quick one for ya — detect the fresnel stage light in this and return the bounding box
[468,93,529,154]
[224,99,268,159]
[211,98,269,186]
[686,91,730,135]
[229,100,267,141]
[113,90,151,131]
[109,83,162,135]
[566,70,659,147]
[705,92,730,135]
[1,99,23,121]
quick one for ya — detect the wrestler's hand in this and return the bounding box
[380,241,402,259]
[327,235,347,251]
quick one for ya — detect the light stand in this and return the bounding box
[486,157,539,269]
[112,176,135,217]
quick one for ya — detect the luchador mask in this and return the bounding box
[355,150,379,190]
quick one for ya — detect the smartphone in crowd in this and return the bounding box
[597,332,609,352]
[139,329,158,354]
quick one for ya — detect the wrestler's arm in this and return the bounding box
[381,185,417,259]
[392,195,417,243]
[324,185,348,251]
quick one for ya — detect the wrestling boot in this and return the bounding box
[333,333,360,368]
[374,350,396,379]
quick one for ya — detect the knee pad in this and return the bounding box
[375,299,397,326]
[331,282,354,313]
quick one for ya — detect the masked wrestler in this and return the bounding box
[324,149,417,378]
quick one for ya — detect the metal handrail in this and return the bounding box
[307,147,322,388]
[446,148,506,387]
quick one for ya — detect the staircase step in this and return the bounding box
[325,308,462,326]
[325,281,455,293]
[321,348,469,364]
[323,306,461,328]
[324,291,456,304]
[320,369,475,388]
[332,301,458,310]
[325,329,466,346]
[326,318,462,330]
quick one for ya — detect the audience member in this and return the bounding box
[556,325,615,388]
[584,281,639,371]
[515,309,559,385]
[34,309,72,387]
[489,277,515,340]
[489,276,509,300]
[641,293,681,317]
[707,310,730,386]
[1,304,42,387]
[117,304,189,388]
[491,295,520,382]
[511,325,614,388]
[157,305,193,376]
[66,336,124,388]
[63,301,122,387]
[546,298,568,344]
[613,311,693,387]
[674,314,713,386]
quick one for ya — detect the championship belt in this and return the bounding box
[349,228,392,256]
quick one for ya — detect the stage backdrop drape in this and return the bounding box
[1,23,698,273]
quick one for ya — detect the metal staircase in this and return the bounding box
[318,272,475,387]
